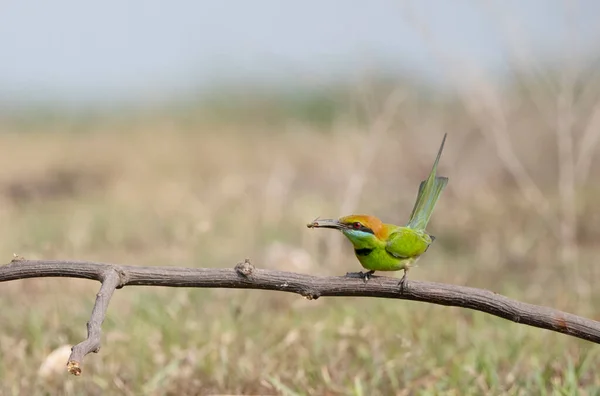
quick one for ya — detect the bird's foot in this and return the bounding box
[398,271,409,293]
[345,270,375,284]
[362,270,375,284]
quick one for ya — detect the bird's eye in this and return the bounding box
[352,222,361,229]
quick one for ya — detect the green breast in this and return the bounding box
[354,247,410,271]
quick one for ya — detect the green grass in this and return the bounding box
[0,96,599,394]
[2,287,598,394]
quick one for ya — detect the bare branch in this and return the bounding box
[67,269,122,375]
[1,258,599,376]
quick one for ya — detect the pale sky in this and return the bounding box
[0,0,598,105]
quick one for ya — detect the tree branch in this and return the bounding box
[1,257,599,375]
[66,269,121,375]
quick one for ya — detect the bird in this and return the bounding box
[307,133,448,290]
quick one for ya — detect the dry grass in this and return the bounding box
[1,80,600,394]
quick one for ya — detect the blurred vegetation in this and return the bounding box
[1,63,600,395]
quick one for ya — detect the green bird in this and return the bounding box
[307,133,448,289]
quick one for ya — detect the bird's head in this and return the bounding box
[307,214,388,247]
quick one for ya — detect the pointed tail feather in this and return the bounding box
[407,134,448,230]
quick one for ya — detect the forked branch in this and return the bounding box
[1,257,599,375]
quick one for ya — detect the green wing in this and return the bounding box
[385,227,431,259]
[407,133,448,230]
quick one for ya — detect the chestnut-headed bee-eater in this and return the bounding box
[307,133,448,289]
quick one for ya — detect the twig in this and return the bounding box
[66,269,122,375]
[1,258,599,376]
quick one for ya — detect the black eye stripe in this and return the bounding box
[360,226,375,235]
[347,223,374,235]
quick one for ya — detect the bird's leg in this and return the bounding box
[398,268,409,292]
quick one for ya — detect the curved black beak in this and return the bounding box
[306,218,345,230]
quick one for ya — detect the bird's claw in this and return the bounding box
[345,270,375,284]
[362,270,375,284]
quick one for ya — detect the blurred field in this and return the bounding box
[1,74,600,395]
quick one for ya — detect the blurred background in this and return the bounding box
[1,1,600,394]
